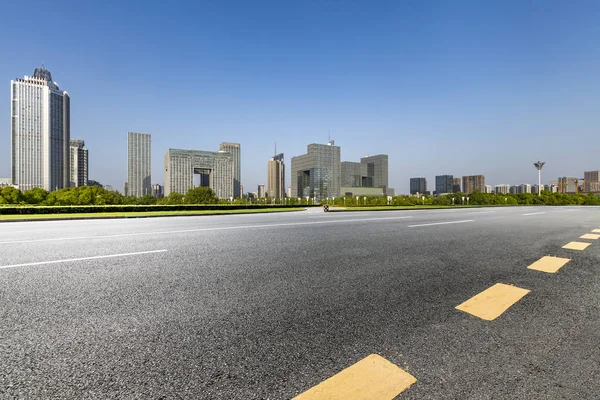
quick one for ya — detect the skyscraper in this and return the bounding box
[410,177,427,195]
[219,142,241,198]
[69,139,88,187]
[462,175,485,194]
[164,148,233,198]
[127,132,151,197]
[453,178,462,193]
[584,170,599,192]
[290,141,341,200]
[11,65,70,191]
[258,184,266,199]
[268,153,285,199]
[435,175,454,195]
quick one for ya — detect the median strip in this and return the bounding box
[456,283,530,321]
[293,354,416,400]
[527,256,571,273]
[580,233,600,240]
[562,242,591,251]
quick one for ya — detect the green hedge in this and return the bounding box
[0,204,306,215]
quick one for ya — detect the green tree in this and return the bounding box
[137,194,157,205]
[158,192,185,205]
[22,188,49,204]
[184,187,219,204]
[1,187,23,204]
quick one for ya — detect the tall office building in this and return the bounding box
[69,139,88,187]
[164,148,233,198]
[127,132,151,197]
[268,153,285,199]
[258,184,266,199]
[219,142,241,198]
[462,175,485,194]
[360,155,388,193]
[151,184,164,198]
[291,141,341,200]
[410,177,427,195]
[453,178,462,193]
[11,65,70,191]
[435,175,454,195]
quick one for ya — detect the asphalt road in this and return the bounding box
[1,206,599,399]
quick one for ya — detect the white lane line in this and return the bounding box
[0,216,414,245]
[522,212,547,216]
[408,220,474,228]
[468,211,496,215]
[0,249,168,269]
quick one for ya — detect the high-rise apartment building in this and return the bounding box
[69,139,88,187]
[462,175,485,194]
[558,177,578,194]
[495,184,510,194]
[410,177,427,195]
[484,185,493,194]
[258,184,266,199]
[127,132,151,197]
[584,170,600,192]
[291,141,341,200]
[11,65,70,191]
[435,175,454,195]
[453,178,462,193]
[164,148,233,198]
[219,142,241,198]
[268,153,285,199]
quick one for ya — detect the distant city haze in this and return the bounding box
[2,2,599,193]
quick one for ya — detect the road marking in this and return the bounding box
[408,220,473,228]
[456,283,530,321]
[592,229,600,233]
[562,241,591,251]
[0,250,168,269]
[293,354,416,400]
[528,256,571,273]
[580,233,600,240]
[468,211,496,215]
[0,216,414,245]
[522,212,547,216]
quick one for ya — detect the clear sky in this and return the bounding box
[2,0,599,193]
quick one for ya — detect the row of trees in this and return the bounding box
[1,186,599,206]
[0,186,220,206]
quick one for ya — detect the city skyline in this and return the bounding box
[2,3,600,193]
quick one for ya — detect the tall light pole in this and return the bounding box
[534,161,545,196]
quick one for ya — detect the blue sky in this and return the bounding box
[2,0,599,193]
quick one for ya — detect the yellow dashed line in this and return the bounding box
[527,256,571,273]
[456,283,530,321]
[580,233,600,240]
[293,354,417,400]
[562,241,591,251]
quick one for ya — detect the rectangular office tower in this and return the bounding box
[410,177,427,195]
[291,141,341,200]
[11,65,70,191]
[127,132,151,197]
[435,175,454,195]
[69,139,88,187]
[268,153,285,199]
[164,149,234,198]
[219,142,241,198]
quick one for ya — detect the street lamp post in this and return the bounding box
[534,161,545,196]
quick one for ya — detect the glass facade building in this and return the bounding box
[291,142,341,200]
[268,153,285,199]
[219,142,241,198]
[164,148,234,198]
[435,175,454,195]
[410,177,427,195]
[69,139,88,187]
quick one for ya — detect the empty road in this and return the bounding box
[1,206,599,399]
